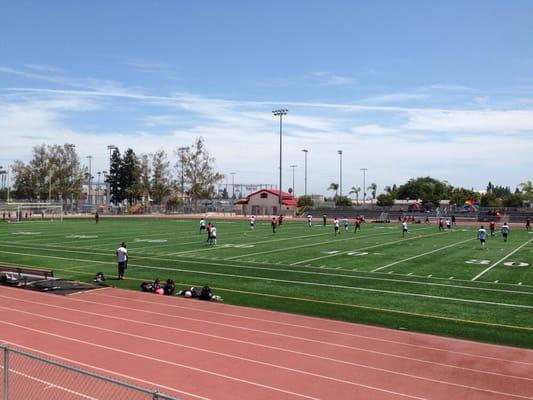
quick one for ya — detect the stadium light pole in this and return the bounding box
[290,165,297,197]
[272,109,288,214]
[97,172,102,206]
[338,150,343,197]
[230,172,236,198]
[86,155,93,206]
[301,149,308,197]
[107,145,117,208]
[360,168,368,204]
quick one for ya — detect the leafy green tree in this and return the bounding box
[108,148,124,205]
[502,193,523,207]
[519,180,533,203]
[491,185,511,198]
[139,154,151,200]
[449,188,480,206]
[396,177,451,205]
[297,195,314,207]
[221,187,229,199]
[376,193,394,206]
[175,137,224,206]
[335,196,352,206]
[150,149,171,205]
[11,143,85,202]
[480,192,498,207]
[122,148,141,205]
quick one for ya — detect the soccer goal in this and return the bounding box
[9,203,64,223]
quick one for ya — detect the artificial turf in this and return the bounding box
[1,216,532,348]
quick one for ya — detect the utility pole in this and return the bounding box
[338,150,343,197]
[230,172,236,198]
[361,168,368,204]
[301,149,308,197]
[86,155,93,206]
[290,165,297,197]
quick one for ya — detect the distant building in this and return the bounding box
[235,189,297,216]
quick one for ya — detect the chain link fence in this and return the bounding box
[1,344,178,400]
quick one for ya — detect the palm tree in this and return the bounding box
[349,186,361,205]
[328,182,339,199]
[367,183,377,204]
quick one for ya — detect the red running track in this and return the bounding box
[0,285,532,400]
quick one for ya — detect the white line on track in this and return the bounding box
[471,238,533,281]
[3,299,532,397]
[371,238,475,272]
[0,320,424,400]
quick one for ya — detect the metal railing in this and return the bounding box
[1,344,178,400]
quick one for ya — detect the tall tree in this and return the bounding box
[139,154,151,201]
[108,148,124,205]
[11,143,85,202]
[122,148,141,205]
[520,180,533,203]
[151,149,171,205]
[175,137,224,206]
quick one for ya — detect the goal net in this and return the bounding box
[5,204,64,223]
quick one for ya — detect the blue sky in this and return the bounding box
[1,1,533,195]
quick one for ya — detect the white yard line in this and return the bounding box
[0,249,531,309]
[0,243,532,296]
[292,229,439,265]
[471,238,533,281]
[372,238,475,272]
[227,228,433,261]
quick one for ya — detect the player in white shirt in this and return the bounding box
[249,215,256,230]
[477,226,487,249]
[333,218,340,236]
[199,218,206,234]
[307,214,313,227]
[209,225,217,245]
[501,223,510,242]
[342,217,349,232]
[445,218,451,229]
[116,242,128,279]
[402,221,408,238]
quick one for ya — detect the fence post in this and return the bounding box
[3,346,8,400]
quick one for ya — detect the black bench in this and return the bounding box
[0,265,54,286]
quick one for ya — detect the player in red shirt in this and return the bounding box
[489,219,496,237]
[271,217,278,234]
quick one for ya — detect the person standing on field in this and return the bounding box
[477,226,487,249]
[501,222,510,242]
[402,221,408,238]
[116,242,128,280]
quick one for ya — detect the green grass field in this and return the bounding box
[1,217,532,348]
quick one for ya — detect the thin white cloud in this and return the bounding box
[312,71,356,86]
[2,83,533,193]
